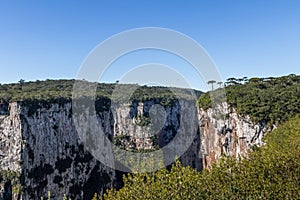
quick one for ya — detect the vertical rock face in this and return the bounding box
[0,99,201,199]
[20,102,117,200]
[0,100,269,199]
[0,103,22,172]
[112,99,202,170]
[0,103,22,200]
[1,102,116,200]
[198,102,268,169]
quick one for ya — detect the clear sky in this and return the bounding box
[0,0,299,91]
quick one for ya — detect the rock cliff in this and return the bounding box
[0,101,115,200]
[198,102,270,169]
[0,99,269,199]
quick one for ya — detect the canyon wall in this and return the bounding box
[0,100,268,199]
[198,102,269,169]
[0,102,115,200]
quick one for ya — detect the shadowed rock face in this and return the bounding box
[0,103,8,115]
[0,102,115,199]
[0,100,267,199]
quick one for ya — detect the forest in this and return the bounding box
[0,79,200,104]
[198,74,300,126]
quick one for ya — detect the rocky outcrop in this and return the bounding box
[198,102,270,169]
[0,99,270,199]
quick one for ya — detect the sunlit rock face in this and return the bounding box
[0,100,268,199]
[0,102,22,200]
[0,103,22,172]
[198,102,268,169]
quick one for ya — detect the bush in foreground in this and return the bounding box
[100,117,300,199]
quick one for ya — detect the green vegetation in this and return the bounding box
[113,135,134,150]
[198,74,300,126]
[134,114,152,127]
[0,79,200,103]
[100,117,300,199]
[0,79,75,102]
[0,79,200,116]
[0,170,22,195]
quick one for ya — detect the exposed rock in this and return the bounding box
[198,102,270,169]
[0,102,22,172]
[1,102,115,199]
[0,100,270,199]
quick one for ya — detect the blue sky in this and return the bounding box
[0,0,299,91]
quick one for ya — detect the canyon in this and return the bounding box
[0,99,268,199]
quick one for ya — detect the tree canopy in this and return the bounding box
[198,74,300,126]
[0,79,201,105]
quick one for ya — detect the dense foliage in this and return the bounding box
[0,80,75,102]
[0,79,200,105]
[198,74,300,126]
[100,117,300,199]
